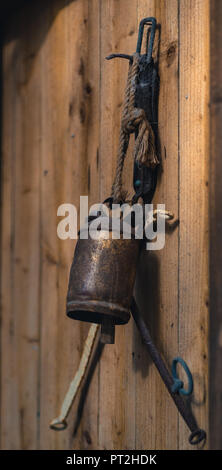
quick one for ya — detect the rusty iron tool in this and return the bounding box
[131,298,206,446]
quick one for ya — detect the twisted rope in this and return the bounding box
[111,53,159,204]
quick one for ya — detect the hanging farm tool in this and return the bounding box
[51,17,206,446]
[66,18,160,342]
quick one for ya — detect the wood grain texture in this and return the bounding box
[0,0,210,450]
[210,0,222,450]
[39,0,91,450]
[1,37,22,450]
[74,0,101,450]
[98,0,138,450]
[135,0,179,450]
[1,8,42,449]
[179,0,209,449]
[39,1,74,450]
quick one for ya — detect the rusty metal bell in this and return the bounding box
[66,220,140,328]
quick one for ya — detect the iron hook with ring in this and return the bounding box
[171,356,194,396]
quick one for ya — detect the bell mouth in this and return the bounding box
[66,300,130,325]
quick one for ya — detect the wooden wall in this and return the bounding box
[209,0,222,450]
[0,0,210,449]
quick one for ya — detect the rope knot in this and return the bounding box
[122,108,145,133]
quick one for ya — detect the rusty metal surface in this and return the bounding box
[67,229,140,325]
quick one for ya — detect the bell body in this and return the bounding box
[66,226,140,325]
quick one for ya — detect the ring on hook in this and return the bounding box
[171,356,193,396]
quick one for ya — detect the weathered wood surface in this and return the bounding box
[179,0,209,448]
[0,0,209,449]
[135,0,179,449]
[209,0,222,450]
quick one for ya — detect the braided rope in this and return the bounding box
[111,53,159,204]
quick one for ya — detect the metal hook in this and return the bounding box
[106,17,157,64]
[105,53,133,63]
[136,17,156,62]
[171,357,194,396]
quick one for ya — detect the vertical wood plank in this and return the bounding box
[13,21,41,450]
[1,37,21,450]
[98,0,138,450]
[179,0,209,449]
[1,7,42,449]
[39,0,89,449]
[209,0,222,450]
[135,0,179,450]
[70,0,100,449]
[39,0,100,450]
[39,3,65,450]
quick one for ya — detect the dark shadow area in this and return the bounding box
[1,0,77,106]
[133,243,160,377]
[154,23,162,173]
[1,0,75,46]
[72,340,104,439]
[0,1,29,24]
[190,372,206,408]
